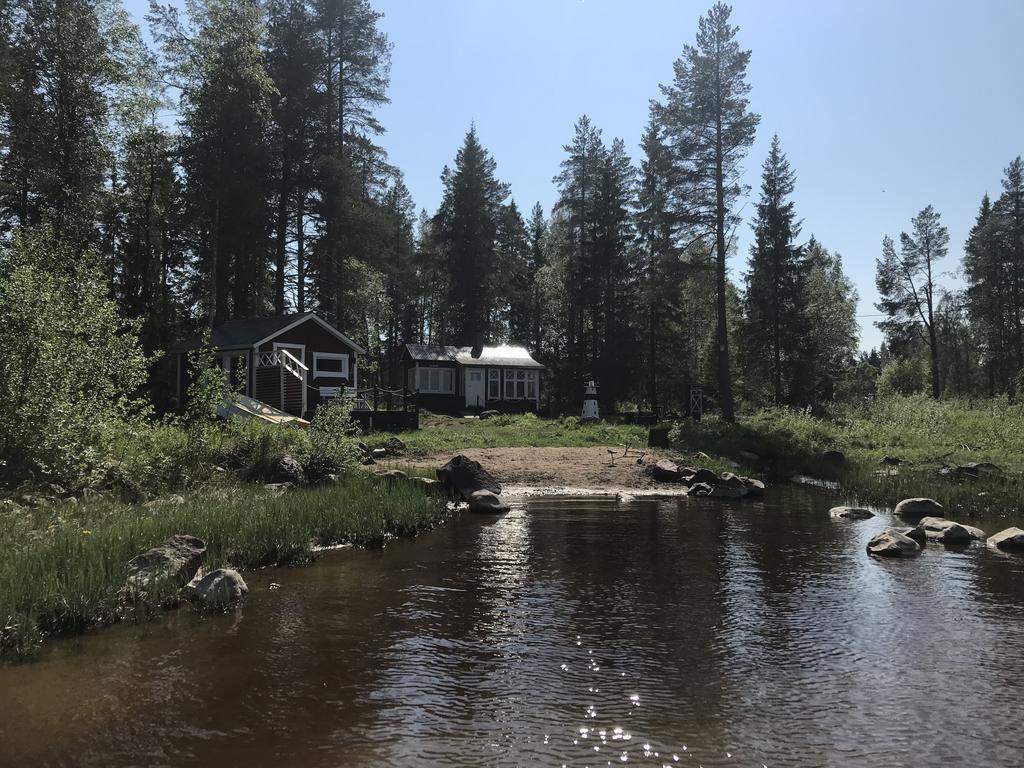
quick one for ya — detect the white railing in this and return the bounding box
[255,349,308,381]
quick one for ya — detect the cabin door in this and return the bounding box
[465,368,485,408]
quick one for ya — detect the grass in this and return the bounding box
[376,411,651,454]
[669,395,1024,517]
[0,473,447,659]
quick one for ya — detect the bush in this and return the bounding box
[306,399,361,478]
[877,359,928,398]
[221,418,312,481]
[0,231,151,490]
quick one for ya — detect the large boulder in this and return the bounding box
[919,516,986,542]
[479,409,501,420]
[742,478,766,498]
[467,489,510,513]
[384,437,406,455]
[988,527,1024,550]
[272,454,307,485]
[683,468,719,488]
[894,498,943,520]
[688,482,714,497]
[830,506,875,520]
[900,525,928,544]
[191,568,248,608]
[436,455,501,500]
[652,460,681,482]
[127,534,206,589]
[710,484,747,499]
[956,461,1003,479]
[866,528,921,557]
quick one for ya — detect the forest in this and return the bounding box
[0,0,1022,429]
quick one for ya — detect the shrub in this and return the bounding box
[221,418,312,481]
[0,231,151,490]
[877,359,928,398]
[306,399,361,478]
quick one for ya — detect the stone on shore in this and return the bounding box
[684,468,719,488]
[688,482,714,497]
[830,506,875,520]
[437,454,502,500]
[191,569,248,608]
[918,516,986,541]
[652,459,681,482]
[987,527,1024,550]
[479,409,501,420]
[467,489,510,513]
[127,534,206,589]
[375,469,408,484]
[272,454,306,486]
[894,498,943,520]
[866,528,921,557]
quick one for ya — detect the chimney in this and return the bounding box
[471,332,484,359]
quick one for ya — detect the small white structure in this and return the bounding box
[581,380,600,420]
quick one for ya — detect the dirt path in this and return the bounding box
[383,445,697,496]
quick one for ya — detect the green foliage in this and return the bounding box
[306,399,361,478]
[221,418,311,481]
[0,475,447,658]
[877,358,928,398]
[0,232,151,489]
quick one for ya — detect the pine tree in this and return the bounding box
[740,135,805,406]
[150,0,276,324]
[524,203,548,355]
[963,194,1009,393]
[875,205,948,397]
[432,125,510,344]
[655,2,759,421]
[496,199,531,343]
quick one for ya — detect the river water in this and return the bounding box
[3,488,1024,767]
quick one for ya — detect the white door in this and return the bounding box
[465,368,485,408]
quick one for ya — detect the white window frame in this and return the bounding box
[313,352,349,380]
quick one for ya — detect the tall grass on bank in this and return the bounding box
[670,395,1024,516]
[379,412,650,454]
[0,474,447,659]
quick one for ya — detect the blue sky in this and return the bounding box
[125,0,1024,350]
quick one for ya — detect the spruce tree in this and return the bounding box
[655,2,759,421]
[432,125,510,344]
[740,135,805,405]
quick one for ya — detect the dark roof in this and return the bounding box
[174,312,366,353]
[405,343,544,369]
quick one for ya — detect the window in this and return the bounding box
[488,369,500,399]
[313,352,348,380]
[500,369,539,400]
[416,367,454,393]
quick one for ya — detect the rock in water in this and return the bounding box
[918,516,986,541]
[652,460,681,482]
[742,478,766,498]
[467,490,510,513]
[688,482,714,497]
[894,498,944,520]
[866,528,921,557]
[987,527,1024,550]
[830,506,875,520]
[192,569,248,608]
[127,534,206,589]
[900,526,928,544]
[436,455,501,500]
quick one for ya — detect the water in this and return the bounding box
[3,488,1024,767]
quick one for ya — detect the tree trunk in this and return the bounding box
[714,121,735,421]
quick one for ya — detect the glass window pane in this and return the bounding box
[516,380,525,398]
[517,370,525,380]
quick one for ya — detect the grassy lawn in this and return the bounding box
[0,474,447,659]
[379,411,651,455]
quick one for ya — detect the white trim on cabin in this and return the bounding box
[273,342,307,415]
[253,313,367,355]
[312,352,349,380]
